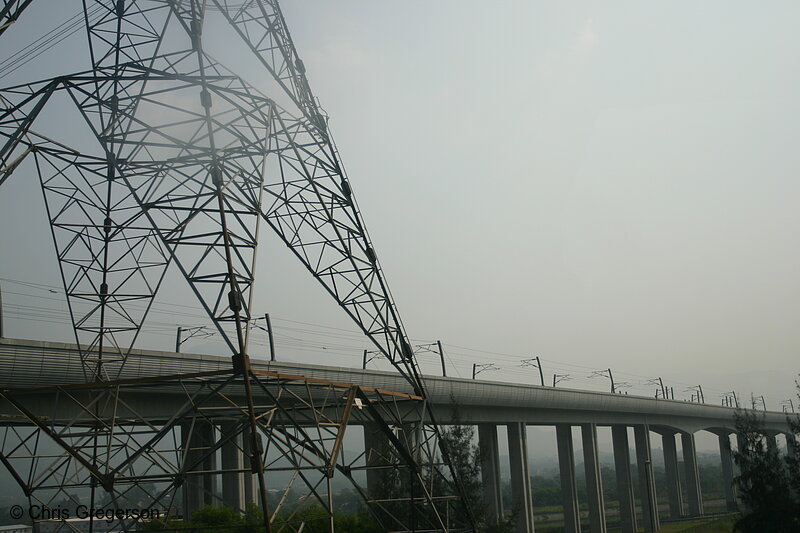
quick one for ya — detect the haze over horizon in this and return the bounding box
[1,1,798,408]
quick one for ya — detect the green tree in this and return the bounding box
[437,421,516,533]
[732,388,800,532]
[439,423,483,525]
[144,503,380,533]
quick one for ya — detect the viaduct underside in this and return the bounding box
[1,338,795,533]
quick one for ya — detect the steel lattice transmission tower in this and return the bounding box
[0,1,474,531]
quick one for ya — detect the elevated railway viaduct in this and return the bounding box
[1,338,794,533]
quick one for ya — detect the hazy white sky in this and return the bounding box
[1,1,798,409]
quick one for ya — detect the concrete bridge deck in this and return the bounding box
[0,337,788,433]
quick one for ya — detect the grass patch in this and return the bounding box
[657,516,738,532]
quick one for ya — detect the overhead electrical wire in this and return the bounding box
[0,276,735,398]
[0,4,106,81]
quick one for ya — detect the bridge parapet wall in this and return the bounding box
[0,338,790,434]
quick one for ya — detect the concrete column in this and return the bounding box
[181,422,202,519]
[364,422,393,498]
[785,432,797,459]
[507,422,534,533]
[611,426,636,533]
[735,432,747,460]
[555,425,580,533]
[201,421,217,506]
[241,424,258,507]
[478,424,504,526]
[736,433,746,454]
[681,432,704,517]
[181,420,216,518]
[581,423,607,533]
[662,432,683,519]
[400,422,422,463]
[717,433,737,512]
[221,421,245,511]
[633,425,659,532]
[766,433,778,454]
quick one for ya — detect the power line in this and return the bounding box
[0,4,106,80]
[0,277,751,397]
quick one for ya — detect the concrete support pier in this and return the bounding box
[242,425,259,507]
[478,424,504,526]
[717,433,737,512]
[611,426,637,533]
[736,433,746,456]
[508,422,534,533]
[220,421,245,511]
[681,432,704,517]
[182,420,216,518]
[633,425,659,532]
[766,432,779,454]
[401,422,422,462]
[662,432,683,519]
[181,422,203,518]
[785,432,798,459]
[364,422,393,497]
[581,423,607,533]
[556,425,580,533]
